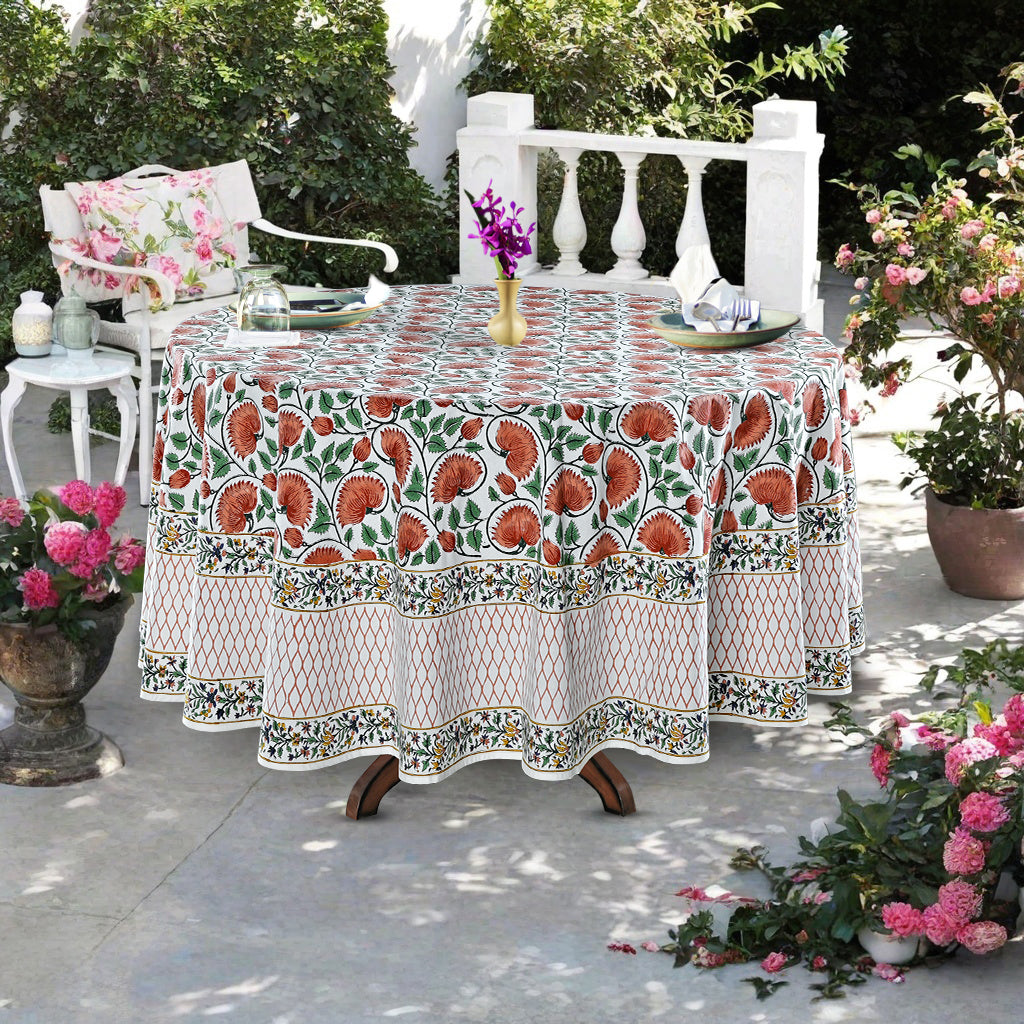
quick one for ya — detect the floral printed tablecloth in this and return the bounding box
[140,284,863,782]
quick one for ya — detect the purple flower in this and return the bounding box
[466,182,536,279]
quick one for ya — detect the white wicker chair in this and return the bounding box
[40,160,398,504]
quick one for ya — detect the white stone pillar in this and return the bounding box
[744,99,824,332]
[550,147,587,276]
[455,92,539,283]
[607,151,648,281]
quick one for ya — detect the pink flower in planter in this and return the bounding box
[942,827,989,875]
[922,904,960,946]
[760,952,788,974]
[59,479,94,515]
[113,539,146,574]
[870,743,892,786]
[811,955,828,970]
[881,901,924,937]
[906,267,927,285]
[957,920,1007,954]
[93,482,127,529]
[945,737,998,784]
[959,791,1010,833]
[43,520,87,566]
[0,497,24,527]
[19,567,59,610]
[960,286,984,306]
[885,264,908,286]
[937,879,983,923]
[1003,694,1024,734]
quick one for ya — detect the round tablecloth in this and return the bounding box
[140,284,864,781]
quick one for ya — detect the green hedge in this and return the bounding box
[0,0,451,359]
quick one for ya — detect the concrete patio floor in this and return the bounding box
[2,285,1023,1023]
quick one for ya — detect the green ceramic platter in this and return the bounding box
[648,308,801,350]
[232,288,384,330]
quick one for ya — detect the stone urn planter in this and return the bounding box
[925,488,1024,600]
[857,925,925,966]
[0,596,132,786]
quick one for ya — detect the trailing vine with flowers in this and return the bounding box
[626,640,1024,1000]
[835,62,1024,508]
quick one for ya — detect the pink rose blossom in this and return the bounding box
[93,481,127,529]
[872,962,905,983]
[881,902,924,937]
[641,941,660,953]
[938,880,983,923]
[113,540,146,574]
[88,226,124,263]
[194,236,214,264]
[811,955,828,970]
[43,520,87,566]
[0,497,24,527]
[19,567,60,610]
[865,209,883,224]
[760,951,788,974]
[69,528,112,579]
[960,286,984,306]
[835,243,855,269]
[59,479,94,515]
[978,233,997,251]
[961,219,985,239]
[957,920,1007,954]
[885,264,908,286]
[906,267,927,285]
[942,827,989,875]
[871,229,886,245]
[922,903,960,946]
[998,275,1021,299]
[959,791,1010,833]
[151,254,183,289]
[945,738,998,784]
[917,724,956,751]
[897,242,914,257]
[1003,694,1024,734]
[870,743,892,786]
[972,720,1023,756]
[854,276,869,290]
[191,207,209,232]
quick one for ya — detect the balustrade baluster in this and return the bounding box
[551,147,587,276]
[607,152,648,281]
[670,157,719,300]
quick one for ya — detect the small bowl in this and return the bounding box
[648,308,801,350]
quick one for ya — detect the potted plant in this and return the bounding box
[835,62,1024,598]
[652,639,1024,1000]
[0,480,146,786]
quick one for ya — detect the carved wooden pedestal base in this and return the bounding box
[345,750,636,820]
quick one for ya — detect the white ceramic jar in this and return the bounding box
[11,291,53,358]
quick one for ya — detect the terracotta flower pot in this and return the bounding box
[0,597,132,786]
[925,487,1024,600]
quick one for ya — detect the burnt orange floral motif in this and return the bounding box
[599,499,608,522]
[173,388,185,406]
[431,454,483,503]
[494,472,516,496]
[723,432,733,457]
[216,480,257,532]
[686,494,703,516]
[491,505,541,550]
[305,546,345,565]
[223,372,237,394]
[262,395,278,413]
[353,437,372,462]
[206,368,216,386]
[168,468,191,490]
[544,468,594,515]
[366,395,411,419]
[764,379,796,404]
[542,540,561,565]
[621,401,677,442]
[152,432,165,481]
[688,395,729,432]
[563,402,585,421]
[830,418,844,467]
[638,512,690,557]
[721,510,739,532]
[605,448,641,507]
[392,483,401,505]
[191,383,206,438]
[733,394,771,451]
[397,513,428,560]
[380,428,413,486]
[461,417,483,440]
[495,420,538,480]
[438,530,457,552]
[843,447,853,473]
[747,467,797,516]
[796,461,814,503]
[703,511,713,554]
[811,437,828,461]
[283,527,303,548]
[584,531,620,565]
[679,442,696,470]
[802,382,826,428]
[839,387,850,421]
[227,401,261,458]
[312,416,333,436]
[277,472,313,527]
[200,480,211,499]
[582,442,604,464]
[336,476,386,526]
[263,472,276,490]
[709,467,726,507]
[278,411,304,449]
[352,549,378,561]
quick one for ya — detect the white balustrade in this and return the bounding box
[455,92,824,330]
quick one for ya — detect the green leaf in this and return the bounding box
[740,506,757,527]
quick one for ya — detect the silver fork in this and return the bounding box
[728,298,755,331]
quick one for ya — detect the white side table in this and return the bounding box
[1,352,139,501]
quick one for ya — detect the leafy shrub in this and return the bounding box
[0,0,450,360]
[456,0,848,280]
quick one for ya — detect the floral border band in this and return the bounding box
[708,672,809,722]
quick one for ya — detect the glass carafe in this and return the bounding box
[236,265,290,332]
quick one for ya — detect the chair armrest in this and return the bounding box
[48,243,176,309]
[250,218,399,273]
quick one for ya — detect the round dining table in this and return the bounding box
[139,284,863,816]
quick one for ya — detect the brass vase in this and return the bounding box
[487,278,528,347]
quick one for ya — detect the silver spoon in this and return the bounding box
[692,301,724,332]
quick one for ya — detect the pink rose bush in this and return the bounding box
[0,481,145,637]
[657,640,1024,1000]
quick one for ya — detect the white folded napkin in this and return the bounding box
[669,249,720,306]
[681,297,761,334]
[225,328,302,347]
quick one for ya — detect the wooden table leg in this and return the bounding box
[346,754,400,820]
[579,751,637,816]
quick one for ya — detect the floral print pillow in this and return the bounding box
[58,168,243,311]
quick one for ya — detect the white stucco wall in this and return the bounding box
[39,0,488,194]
